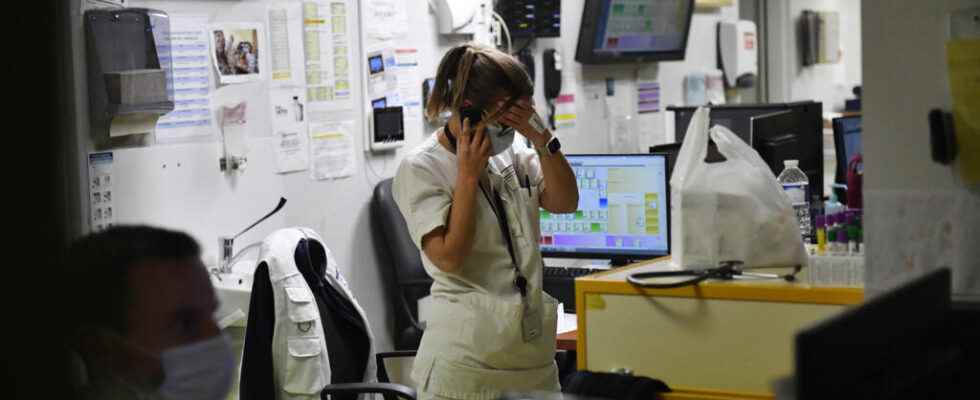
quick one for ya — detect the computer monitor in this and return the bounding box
[750,110,824,200]
[668,101,824,198]
[575,0,695,64]
[794,269,972,399]
[832,115,861,184]
[649,142,681,177]
[540,154,670,264]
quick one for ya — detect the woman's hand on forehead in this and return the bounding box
[492,96,531,115]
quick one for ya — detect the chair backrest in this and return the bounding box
[371,178,432,350]
[376,351,417,386]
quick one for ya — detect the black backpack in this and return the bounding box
[562,371,671,400]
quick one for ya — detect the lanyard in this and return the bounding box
[445,124,529,298]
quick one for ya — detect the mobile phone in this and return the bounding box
[460,106,483,126]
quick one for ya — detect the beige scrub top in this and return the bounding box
[392,133,560,400]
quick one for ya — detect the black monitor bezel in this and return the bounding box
[575,0,696,65]
[667,101,825,199]
[540,153,671,261]
[795,269,953,399]
[832,115,861,186]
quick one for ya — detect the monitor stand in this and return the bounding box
[610,256,635,267]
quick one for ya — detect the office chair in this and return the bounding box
[371,178,433,350]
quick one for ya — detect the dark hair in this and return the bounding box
[64,225,201,336]
[425,42,533,122]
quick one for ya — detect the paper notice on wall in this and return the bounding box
[367,46,399,103]
[394,48,422,118]
[270,87,309,173]
[309,122,355,180]
[275,128,310,174]
[946,39,980,187]
[394,48,418,67]
[555,94,577,130]
[88,152,115,233]
[303,0,356,116]
[268,3,306,87]
[155,15,214,142]
[270,87,307,128]
[637,82,661,114]
[364,0,408,40]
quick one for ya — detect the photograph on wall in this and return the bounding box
[210,23,263,84]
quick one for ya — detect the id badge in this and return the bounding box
[521,303,542,342]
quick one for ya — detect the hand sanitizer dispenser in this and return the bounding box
[717,20,758,88]
[434,0,491,40]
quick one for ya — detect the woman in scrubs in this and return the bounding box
[393,43,579,399]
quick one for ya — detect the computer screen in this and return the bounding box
[540,154,669,260]
[833,115,862,181]
[668,101,824,198]
[373,106,404,142]
[750,110,810,176]
[795,269,967,400]
[575,0,695,64]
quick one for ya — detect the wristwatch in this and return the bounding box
[536,136,561,157]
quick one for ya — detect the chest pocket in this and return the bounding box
[282,286,326,395]
[285,286,317,334]
[496,173,542,245]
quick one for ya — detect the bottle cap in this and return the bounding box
[784,159,799,168]
[815,215,825,228]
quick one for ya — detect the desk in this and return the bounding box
[574,257,863,400]
[556,330,577,351]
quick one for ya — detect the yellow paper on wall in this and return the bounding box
[946,39,980,186]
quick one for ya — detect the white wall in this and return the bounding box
[68,0,742,353]
[862,0,980,301]
[768,0,862,110]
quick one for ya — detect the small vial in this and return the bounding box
[854,210,864,255]
[837,220,849,256]
[847,211,859,255]
[815,215,827,256]
[828,213,840,255]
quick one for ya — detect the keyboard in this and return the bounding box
[542,266,608,312]
[543,266,606,278]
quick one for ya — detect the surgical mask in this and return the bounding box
[157,334,235,400]
[485,122,515,156]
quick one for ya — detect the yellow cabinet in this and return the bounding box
[574,257,863,400]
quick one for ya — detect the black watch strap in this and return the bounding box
[546,136,561,154]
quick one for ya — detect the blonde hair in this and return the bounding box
[425,43,533,123]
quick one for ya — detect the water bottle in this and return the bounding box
[777,160,812,243]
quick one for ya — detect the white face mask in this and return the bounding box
[157,334,235,400]
[485,123,515,156]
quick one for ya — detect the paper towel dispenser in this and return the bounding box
[85,8,175,146]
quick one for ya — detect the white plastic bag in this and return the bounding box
[670,107,807,269]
